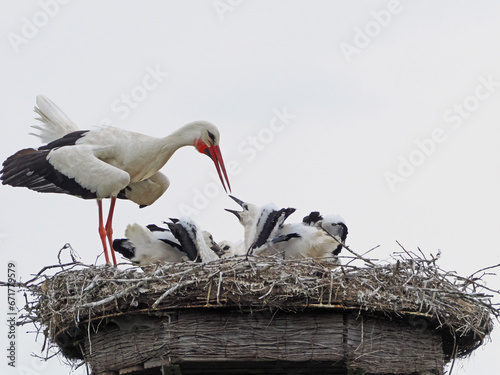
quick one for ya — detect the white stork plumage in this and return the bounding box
[271,223,344,260]
[113,223,190,265]
[226,196,348,260]
[302,211,348,255]
[268,211,348,260]
[113,221,222,266]
[225,195,296,256]
[166,217,221,263]
[0,96,231,266]
[216,240,243,258]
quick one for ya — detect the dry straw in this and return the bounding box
[11,245,500,373]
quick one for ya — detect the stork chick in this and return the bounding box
[302,211,348,255]
[113,223,189,265]
[166,217,220,263]
[225,195,295,256]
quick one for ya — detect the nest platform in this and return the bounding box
[21,254,497,375]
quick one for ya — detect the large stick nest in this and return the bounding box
[18,249,499,364]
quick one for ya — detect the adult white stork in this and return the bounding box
[0,96,231,266]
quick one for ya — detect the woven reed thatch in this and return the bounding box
[16,249,499,375]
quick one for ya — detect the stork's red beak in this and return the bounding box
[208,144,231,193]
[195,140,231,193]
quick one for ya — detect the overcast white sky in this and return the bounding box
[1,1,499,374]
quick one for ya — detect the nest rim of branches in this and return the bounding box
[17,248,500,366]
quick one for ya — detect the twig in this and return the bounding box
[152,280,197,309]
[468,263,500,279]
[341,243,378,267]
[24,262,83,286]
[77,281,146,310]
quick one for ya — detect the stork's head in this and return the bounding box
[190,121,231,193]
[225,195,264,250]
[225,195,260,227]
[320,215,348,243]
[302,211,323,226]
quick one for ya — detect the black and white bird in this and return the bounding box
[166,217,221,263]
[249,204,296,256]
[113,223,190,265]
[0,96,231,266]
[271,223,344,260]
[226,196,348,260]
[302,211,348,255]
[224,196,261,255]
[225,195,296,256]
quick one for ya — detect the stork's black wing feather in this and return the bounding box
[38,130,89,150]
[1,147,96,199]
[251,207,296,251]
[113,239,136,260]
[1,131,97,199]
[166,222,199,262]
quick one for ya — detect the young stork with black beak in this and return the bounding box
[225,195,296,257]
[0,96,231,266]
[226,197,348,260]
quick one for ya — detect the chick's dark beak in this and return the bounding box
[228,195,245,207]
[224,208,241,220]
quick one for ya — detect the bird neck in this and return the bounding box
[158,126,198,159]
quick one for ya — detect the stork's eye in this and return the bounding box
[207,131,216,143]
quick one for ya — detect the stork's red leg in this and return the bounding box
[105,197,118,266]
[97,200,111,264]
